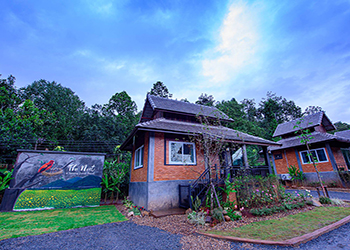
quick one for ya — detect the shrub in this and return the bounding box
[319,196,331,204]
[188,211,205,225]
[212,207,224,221]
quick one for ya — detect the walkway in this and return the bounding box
[286,189,350,200]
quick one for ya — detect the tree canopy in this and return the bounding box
[149,81,172,98]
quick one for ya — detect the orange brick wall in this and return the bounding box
[273,146,337,174]
[273,149,299,174]
[332,146,348,170]
[153,132,206,181]
[130,132,149,182]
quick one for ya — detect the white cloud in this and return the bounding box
[201,1,262,84]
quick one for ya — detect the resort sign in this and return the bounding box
[0,150,105,211]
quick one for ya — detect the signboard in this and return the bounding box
[0,150,105,211]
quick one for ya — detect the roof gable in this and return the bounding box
[273,112,335,137]
[143,94,232,121]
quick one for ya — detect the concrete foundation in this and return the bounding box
[129,179,192,211]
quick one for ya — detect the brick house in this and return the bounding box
[269,112,350,183]
[120,94,279,210]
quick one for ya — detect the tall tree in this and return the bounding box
[149,81,173,98]
[196,93,215,106]
[20,80,86,141]
[303,106,323,115]
[257,92,302,139]
[0,74,20,111]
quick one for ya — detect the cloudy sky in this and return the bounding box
[1,0,350,123]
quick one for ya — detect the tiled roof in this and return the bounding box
[273,112,335,137]
[147,94,232,121]
[269,131,350,151]
[335,130,350,139]
[136,118,280,146]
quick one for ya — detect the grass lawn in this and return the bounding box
[0,205,126,241]
[206,207,350,241]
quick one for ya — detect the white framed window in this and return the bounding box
[169,141,196,165]
[134,145,144,169]
[299,148,328,164]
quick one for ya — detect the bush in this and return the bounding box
[319,196,332,204]
[212,207,224,221]
[188,211,205,225]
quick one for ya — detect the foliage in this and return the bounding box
[122,197,134,209]
[101,160,129,201]
[250,202,306,216]
[224,207,242,220]
[0,205,126,241]
[0,169,13,193]
[196,93,215,106]
[13,188,101,210]
[53,146,66,151]
[319,196,332,204]
[191,195,201,212]
[187,211,206,225]
[287,165,305,181]
[303,106,323,115]
[149,81,172,98]
[257,92,302,139]
[233,175,282,209]
[219,173,237,203]
[212,207,224,221]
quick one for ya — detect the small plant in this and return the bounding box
[191,195,201,212]
[122,197,134,209]
[212,207,224,222]
[130,206,141,216]
[0,169,13,193]
[288,165,305,181]
[319,196,331,204]
[187,211,205,225]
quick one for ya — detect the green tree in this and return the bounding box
[149,81,172,98]
[303,106,323,115]
[20,80,86,141]
[196,93,215,106]
[257,92,302,139]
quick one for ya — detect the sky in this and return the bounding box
[1,0,350,123]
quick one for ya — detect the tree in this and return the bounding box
[257,92,302,139]
[303,106,323,115]
[149,81,172,98]
[294,119,327,196]
[196,93,215,106]
[0,74,20,111]
[20,80,86,141]
[333,121,350,132]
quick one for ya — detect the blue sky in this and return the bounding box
[1,0,350,123]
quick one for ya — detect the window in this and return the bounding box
[134,145,144,169]
[299,148,328,164]
[169,141,196,165]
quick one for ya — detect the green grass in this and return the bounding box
[206,207,350,241]
[0,205,127,241]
